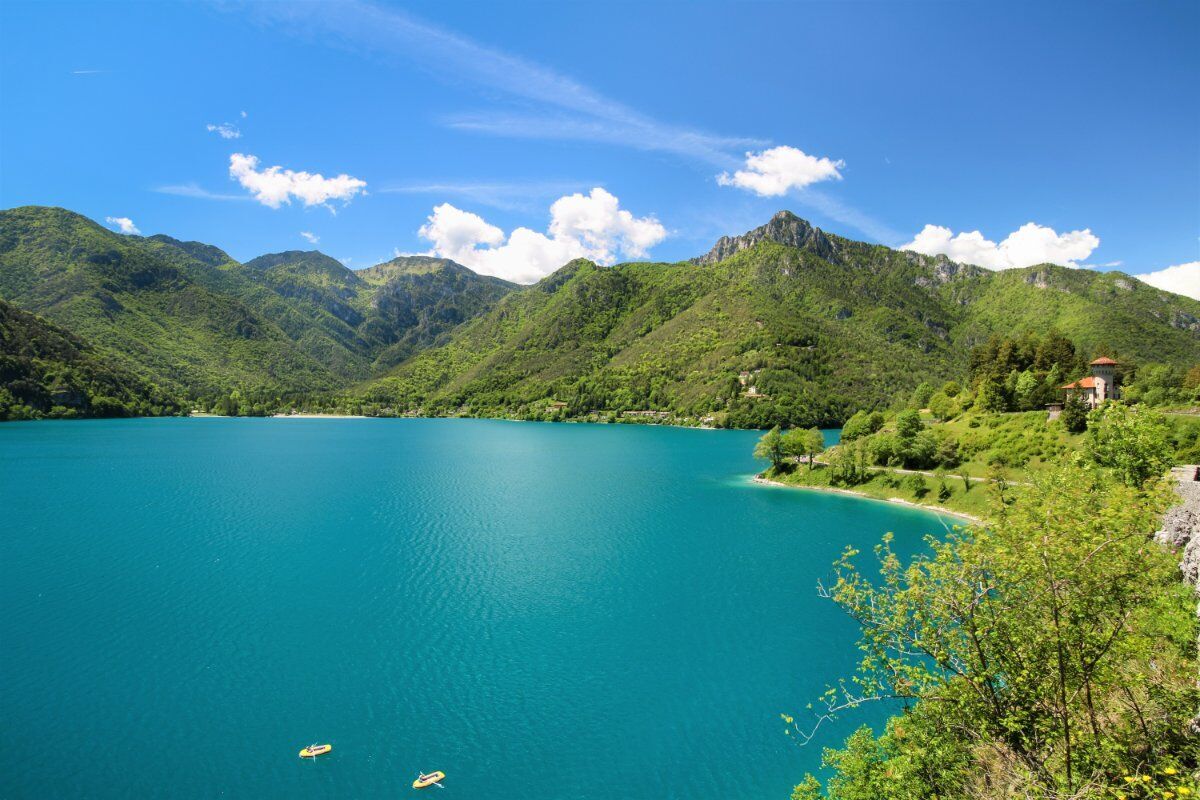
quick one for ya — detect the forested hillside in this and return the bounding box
[2,207,1196,424]
[0,207,516,392]
[365,213,1200,427]
[0,298,181,420]
[0,207,336,393]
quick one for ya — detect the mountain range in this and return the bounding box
[0,206,514,394]
[1,206,1197,425]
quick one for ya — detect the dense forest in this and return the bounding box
[0,298,181,420]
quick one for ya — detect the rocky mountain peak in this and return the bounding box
[691,210,836,265]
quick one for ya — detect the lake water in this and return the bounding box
[0,418,952,799]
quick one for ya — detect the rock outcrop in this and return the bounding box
[1155,466,1200,590]
[691,211,838,265]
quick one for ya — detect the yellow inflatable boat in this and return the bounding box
[299,743,332,758]
[413,771,445,789]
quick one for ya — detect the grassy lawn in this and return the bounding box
[763,463,1002,520]
[760,406,1200,520]
[934,411,1085,482]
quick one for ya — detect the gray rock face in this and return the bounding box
[1154,466,1200,592]
[1171,310,1199,332]
[691,211,837,265]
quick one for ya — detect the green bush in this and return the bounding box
[903,473,928,498]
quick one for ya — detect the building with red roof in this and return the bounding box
[1059,358,1120,408]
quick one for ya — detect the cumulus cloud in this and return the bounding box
[901,222,1100,270]
[229,153,367,211]
[300,231,320,244]
[717,145,844,196]
[105,216,140,235]
[206,122,241,139]
[1136,261,1200,300]
[418,187,667,283]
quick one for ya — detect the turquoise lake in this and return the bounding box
[0,418,954,799]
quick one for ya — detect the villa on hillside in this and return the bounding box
[1058,357,1121,409]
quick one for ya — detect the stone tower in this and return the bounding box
[1089,357,1118,403]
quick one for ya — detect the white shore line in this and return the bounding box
[186,412,369,419]
[270,413,368,419]
[751,475,984,525]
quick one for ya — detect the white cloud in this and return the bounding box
[717,146,844,196]
[418,187,667,284]
[300,231,320,244]
[229,153,367,211]
[105,216,140,235]
[1137,261,1200,300]
[206,122,241,139]
[339,257,353,265]
[901,222,1100,270]
[240,110,248,119]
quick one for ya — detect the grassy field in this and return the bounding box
[762,462,999,519]
[760,407,1200,519]
[930,410,1084,481]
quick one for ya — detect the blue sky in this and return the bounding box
[1,1,1197,293]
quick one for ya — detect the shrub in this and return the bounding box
[1086,403,1173,487]
[842,410,885,441]
[904,473,928,498]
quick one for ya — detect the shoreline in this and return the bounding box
[186,412,369,419]
[185,412,728,428]
[751,475,983,525]
[269,413,368,419]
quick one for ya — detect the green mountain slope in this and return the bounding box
[0,298,181,419]
[356,256,516,370]
[951,264,1200,365]
[0,208,517,390]
[0,207,337,393]
[229,251,516,377]
[2,206,1194,425]
[366,212,1200,427]
[236,249,378,379]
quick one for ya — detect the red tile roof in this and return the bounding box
[1089,357,1117,366]
[1060,376,1097,390]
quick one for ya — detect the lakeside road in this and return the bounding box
[751,474,984,525]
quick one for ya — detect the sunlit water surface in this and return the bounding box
[0,418,952,799]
